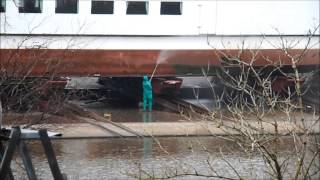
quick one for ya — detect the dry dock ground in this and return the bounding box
[36,120,320,138]
[3,101,319,138]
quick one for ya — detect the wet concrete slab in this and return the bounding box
[29,118,319,138]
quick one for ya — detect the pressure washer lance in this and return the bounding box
[150,63,159,82]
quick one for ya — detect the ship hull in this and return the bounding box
[0,48,319,77]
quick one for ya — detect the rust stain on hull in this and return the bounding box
[0,49,319,77]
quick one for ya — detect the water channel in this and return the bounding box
[11,136,319,180]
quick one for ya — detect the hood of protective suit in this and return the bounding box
[143,76,148,81]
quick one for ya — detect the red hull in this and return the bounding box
[0,49,319,77]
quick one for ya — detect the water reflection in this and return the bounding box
[143,137,153,158]
[142,112,153,158]
[142,112,153,123]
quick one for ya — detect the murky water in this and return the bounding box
[10,136,320,180]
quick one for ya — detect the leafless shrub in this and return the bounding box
[0,36,74,127]
[132,27,320,180]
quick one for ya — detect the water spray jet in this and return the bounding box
[150,50,171,81]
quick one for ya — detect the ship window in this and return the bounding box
[161,2,182,15]
[126,1,148,15]
[0,0,5,12]
[56,0,78,14]
[91,0,114,14]
[18,0,42,13]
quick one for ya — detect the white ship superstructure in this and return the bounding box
[0,0,319,76]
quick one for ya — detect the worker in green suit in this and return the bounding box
[142,75,153,111]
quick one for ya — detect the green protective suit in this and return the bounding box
[142,75,153,111]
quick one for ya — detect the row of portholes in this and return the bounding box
[0,0,182,15]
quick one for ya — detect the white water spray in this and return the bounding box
[150,50,172,81]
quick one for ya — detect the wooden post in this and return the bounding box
[18,141,37,180]
[0,127,21,179]
[39,129,65,180]
[1,128,67,180]
[0,142,14,180]
[0,99,2,129]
